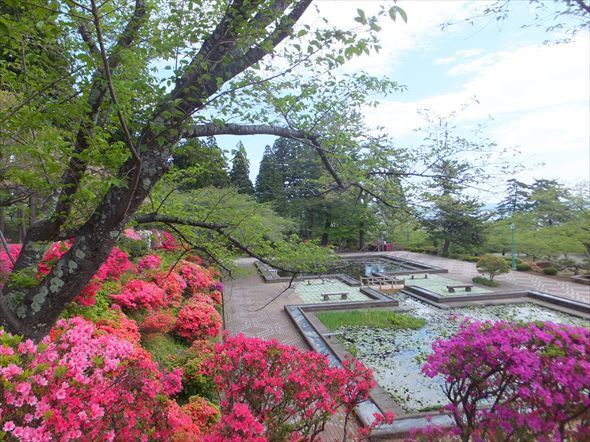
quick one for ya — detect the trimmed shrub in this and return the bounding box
[476,255,510,281]
[516,263,532,271]
[472,276,500,287]
[422,245,437,255]
[543,267,558,275]
[535,261,554,269]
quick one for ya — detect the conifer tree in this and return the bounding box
[229,142,254,195]
[255,145,284,203]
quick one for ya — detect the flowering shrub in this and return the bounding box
[140,309,177,334]
[183,395,220,434]
[0,243,21,284]
[179,260,215,294]
[205,403,267,442]
[423,320,590,441]
[151,271,187,307]
[110,279,167,310]
[0,317,184,441]
[190,293,218,307]
[204,334,376,440]
[175,299,222,341]
[159,230,182,251]
[210,281,224,292]
[138,254,163,272]
[123,228,143,241]
[95,247,135,280]
[94,305,141,345]
[208,290,223,306]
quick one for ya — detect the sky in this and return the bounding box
[215,0,590,201]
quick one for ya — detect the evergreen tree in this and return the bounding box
[496,179,531,218]
[529,179,570,226]
[229,142,254,195]
[423,159,486,256]
[172,137,230,189]
[255,145,284,203]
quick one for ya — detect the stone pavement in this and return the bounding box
[386,251,590,304]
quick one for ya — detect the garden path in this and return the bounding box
[384,251,589,304]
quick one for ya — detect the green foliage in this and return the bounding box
[543,267,558,275]
[316,309,426,331]
[516,263,532,271]
[171,137,230,190]
[142,333,186,371]
[7,269,38,289]
[229,142,254,195]
[476,255,510,281]
[118,236,150,258]
[62,290,115,322]
[472,276,500,287]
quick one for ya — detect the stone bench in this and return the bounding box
[321,292,348,301]
[447,284,473,293]
[410,274,428,279]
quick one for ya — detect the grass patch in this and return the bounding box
[316,309,426,331]
[142,333,186,371]
[472,276,500,287]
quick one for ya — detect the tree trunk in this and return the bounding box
[441,238,451,257]
[29,195,37,225]
[358,221,365,250]
[320,213,331,247]
[0,207,4,235]
[17,206,25,243]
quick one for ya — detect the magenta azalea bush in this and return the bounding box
[423,320,590,442]
[0,317,184,441]
[203,334,380,441]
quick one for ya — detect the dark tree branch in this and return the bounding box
[133,212,297,274]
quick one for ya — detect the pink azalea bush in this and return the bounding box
[159,231,182,251]
[175,299,222,341]
[203,334,380,440]
[110,279,167,310]
[422,320,590,442]
[0,317,184,441]
[150,271,187,307]
[179,260,215,294]
[139,309,177,334]
[138,254,163,272]
[0,243,21,284]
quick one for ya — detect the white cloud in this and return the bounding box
[302,0,482,76]
[368,36,589,131]
[364,35,589,183]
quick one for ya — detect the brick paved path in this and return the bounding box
[386,251,589,304]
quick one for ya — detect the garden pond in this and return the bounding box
[332,293,590,413]
[276,257,417,279]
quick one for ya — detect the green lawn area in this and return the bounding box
[316,309,426,331]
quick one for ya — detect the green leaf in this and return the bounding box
[354,8,367,25]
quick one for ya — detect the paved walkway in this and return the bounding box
[386,251,589,304]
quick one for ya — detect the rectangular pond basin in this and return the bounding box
[293,279,370,303]
[407,274,492,296]
[324,293,590,414]
[276,257,425,279]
